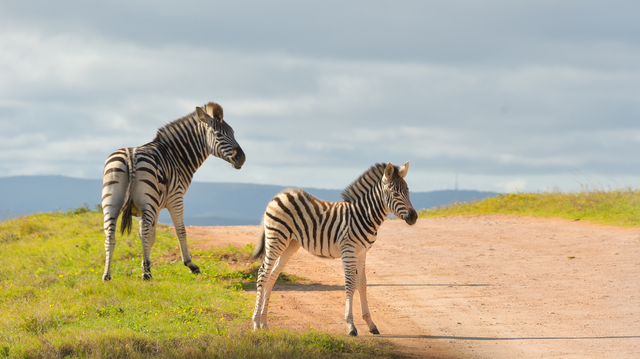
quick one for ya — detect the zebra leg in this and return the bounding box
[168,201,200,274]
[341,248,359,336]
[356,252,379,334]
[257,240,300,329]
[102,203,119,281]
[253,260,269,330]
[138,214,156,280]
[102,202,120,281]
[101,163,128,281]
[140,222,158,280]
[253,239,300,330]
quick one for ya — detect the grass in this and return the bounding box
[418,187,640,227]
[0,207,401,358]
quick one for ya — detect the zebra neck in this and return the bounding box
[154,116,211,178]
[349,184,388,228]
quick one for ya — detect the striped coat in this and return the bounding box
[251,162,417,336]
[101,102,245,281]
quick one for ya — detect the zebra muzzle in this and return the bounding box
[230,147,246,169]
[404,209,418,225]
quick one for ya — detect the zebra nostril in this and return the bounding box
[405,209,418,225]
[231,147,245,169]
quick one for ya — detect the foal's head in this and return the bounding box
[382,162,417,225]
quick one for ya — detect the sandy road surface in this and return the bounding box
[186,216,640,358]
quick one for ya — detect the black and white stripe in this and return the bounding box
[101,102,245,281]
[250,162,417,336]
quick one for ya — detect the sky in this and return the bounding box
[1,1,639,193]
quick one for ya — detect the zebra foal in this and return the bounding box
[250,162,417,336]
[101,102,245,281]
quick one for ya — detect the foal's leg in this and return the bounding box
[356,252,379,334]
[253,239,300,330]
[259,240,300,328]
[341,246,359,336]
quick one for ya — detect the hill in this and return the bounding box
[0,176,497,225]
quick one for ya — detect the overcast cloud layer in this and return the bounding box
[1,1,639,192]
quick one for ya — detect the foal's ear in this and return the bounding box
[195,106,210,122]
[398,161,409,178]
[383,162,395,182]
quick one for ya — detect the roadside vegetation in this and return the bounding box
[0,207,400,358]
[418,187,640,227]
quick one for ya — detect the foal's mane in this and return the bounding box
[340,163,397,203]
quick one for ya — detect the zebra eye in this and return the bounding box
[214,132,223,138]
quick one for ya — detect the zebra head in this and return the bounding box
[382,162,417,225]
[195,104,246,169]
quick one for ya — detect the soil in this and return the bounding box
[185,215,640,358]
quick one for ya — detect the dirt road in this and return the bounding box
[187,215,640,358]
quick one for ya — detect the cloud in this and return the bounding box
[1,1,640,192]
[496,179,527,193]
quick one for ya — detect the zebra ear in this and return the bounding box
[383,162,394,182]
[195,107,209,122]
[398,161,409,179]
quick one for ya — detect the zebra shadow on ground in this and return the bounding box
[378,334,640,341]
[271,283,345,292]
[269,283,491,292]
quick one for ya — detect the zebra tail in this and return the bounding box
[249,223,266,261]
[119,148,136,236]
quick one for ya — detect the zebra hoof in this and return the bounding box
[143,273,153,280]
[185,261,201,274]
[370,328,380,335]
[348,329,358,337]
[102,274,111,281]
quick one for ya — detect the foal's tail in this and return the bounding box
[249,223,265,261]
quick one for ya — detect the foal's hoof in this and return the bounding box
[102,274,111,281]
[143,273,153,280]
[348,329,358,337]
[370,328,380,335]
[191,266,201,274]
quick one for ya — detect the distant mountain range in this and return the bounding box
[0,176,498,226]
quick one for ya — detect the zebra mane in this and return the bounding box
[153,102,223,142]
[340,163,396,203]
[203,102,224,120]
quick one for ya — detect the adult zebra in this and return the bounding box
[250,162,417,336]
[101,102,245,281]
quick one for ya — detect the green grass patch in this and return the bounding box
[418,187,640,227]
[193,244,304,291]
[0,208,401,358]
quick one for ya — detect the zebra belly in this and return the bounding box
[265,188,347,259]
[302,238,341,259]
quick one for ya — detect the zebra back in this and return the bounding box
[254,163,416,259]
